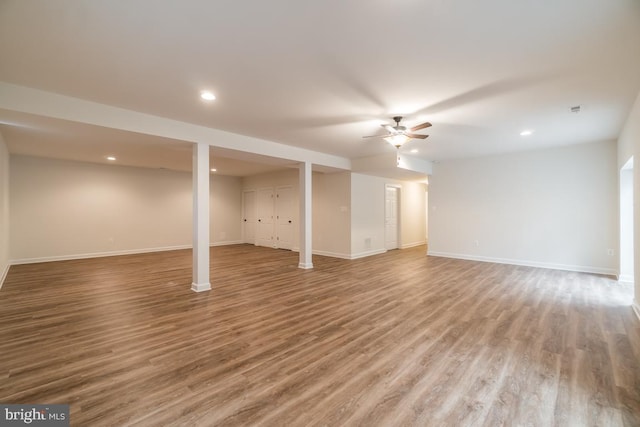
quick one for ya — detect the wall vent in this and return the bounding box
[570,105,581,113]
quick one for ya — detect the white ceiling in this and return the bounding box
[0,0,639,175]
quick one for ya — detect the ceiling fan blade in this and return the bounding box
[381,124,396,133]
[405,133,429,139]
[410,122,432,132]
[362,134,394,139]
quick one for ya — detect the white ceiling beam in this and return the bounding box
[0,82,351,171]
[352,152,433,177]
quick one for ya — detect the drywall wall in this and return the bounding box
[428,140,618,275]
[10,155,242,262]
[351,173,386,257]
[617,91,640,309]
[313,171,351,258]
[210,174,243,244]
[0,132,9,285]
[351,173,427,258]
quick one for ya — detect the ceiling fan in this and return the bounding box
[363,116,432,148]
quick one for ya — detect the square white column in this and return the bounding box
[192,142,211,292]
[299,161,313,269]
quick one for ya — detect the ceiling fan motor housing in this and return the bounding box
[392,116,406,132]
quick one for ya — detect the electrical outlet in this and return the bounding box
[607,248,614,256]
[474,240,479,247]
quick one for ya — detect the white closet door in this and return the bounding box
[256,187,275,247]
[385,186,399,250]
[275,186,294,250]
[242,190,256,244]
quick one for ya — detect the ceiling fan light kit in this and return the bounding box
[384,133,410,147]
[363,116,431,149]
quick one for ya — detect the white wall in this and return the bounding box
[0,131,9,285]
[10,155,242,262]
[351,173,427,258]
[313,171,351,258]
[428,141,618,275]
[617,91,640,309]
[351,173,386,256]
[210,174,243,244]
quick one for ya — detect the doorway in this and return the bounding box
[385,185,400,250]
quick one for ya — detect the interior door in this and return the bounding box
[257,187,274,247]
[242,190,256,244]
[275,186,294,250]
[385,186,399,250]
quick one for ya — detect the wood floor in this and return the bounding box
[1,245,639,426]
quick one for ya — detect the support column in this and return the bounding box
[191,142,211,292]
[299,161,313,269]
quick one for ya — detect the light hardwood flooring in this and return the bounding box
[1,245,639,426]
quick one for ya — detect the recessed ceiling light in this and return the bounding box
[200,91,216,101]
[520,130,533,136]
[410,149,419,153]
[210,168,217,172]
[106,156,116,161]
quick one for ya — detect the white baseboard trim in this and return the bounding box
[619,274,634,284]
[401,240,427,249]
[11,244,193,265]
[0,262,10,290]
[312,250,352,260]
[426,251,618,276]
[632,301,640,323]
[211,240,244,247]
[10,241,245,265]
[350,249,387,260]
